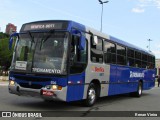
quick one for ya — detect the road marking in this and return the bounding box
[0,83,8,86]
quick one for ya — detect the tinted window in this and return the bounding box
[141,54,148,68]
[70,35,88,74]
[91,49,103,63]
[135,59,141,68]
[104,41,116,53]
[142,54,147,61]
[117,45,126,56]
[116,45,126,65]
[127,48,135,67]
[127,48,134,58]
[104,52,116,64]
[127,58,135,67]
[135,51,141,60]
[91,36,103,63]
[117,55,126,65]
[147,55,155,69]
[96,37,103,51]
[104,41,116,64]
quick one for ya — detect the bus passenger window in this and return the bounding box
[141,54,148,68]
[135,51,142,68]
[104,41,116,64]
[147,56,155,69]
[116,45,126,65]
[91,36,103,63]
[127,48,135,67]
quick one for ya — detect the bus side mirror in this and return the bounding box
[92,36,98,45]
[9,32,19,50]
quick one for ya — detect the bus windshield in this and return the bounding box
[11,32,69,75]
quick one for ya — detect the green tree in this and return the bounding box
[0,33,13,69]
[0,32,9,39]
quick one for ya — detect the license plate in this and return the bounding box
[42,90,54,96]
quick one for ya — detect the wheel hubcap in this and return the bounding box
[139,85,142,95]
[88,88,96,104]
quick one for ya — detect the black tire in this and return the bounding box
[84,83,97,107]
[130,82,143,97]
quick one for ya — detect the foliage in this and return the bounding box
[0,32,9,39]
[0,33,13,69]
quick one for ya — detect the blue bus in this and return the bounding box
[8,20,156,106]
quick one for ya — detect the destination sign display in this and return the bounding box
[20,21,68,32]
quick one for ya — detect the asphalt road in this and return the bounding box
[0,84,160,120]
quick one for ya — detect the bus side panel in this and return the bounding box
[66,73,85,102]
[116,66,138,94]
[108,65,142,96]
[143,69,155,90]
[108,65,156,96]
[108,64,117,95]
[84,63,110,98]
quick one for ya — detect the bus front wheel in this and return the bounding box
[84,83,97,107]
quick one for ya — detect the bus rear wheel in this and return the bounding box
[137,82,143,97]
[130,82,143,97]
[84,83,97,107]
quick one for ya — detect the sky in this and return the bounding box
[0,0,160,58]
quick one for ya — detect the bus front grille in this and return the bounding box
[19,83,43,89]
[13,75,51,82]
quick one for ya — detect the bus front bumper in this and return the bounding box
[8,82,67,101]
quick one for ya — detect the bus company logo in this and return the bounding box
[130,71,144,78]
[91,66,104,73]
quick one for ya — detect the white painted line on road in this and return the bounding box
[0,83,8,86]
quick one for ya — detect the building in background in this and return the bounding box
[5,23,17,35]
[156,59,160,76]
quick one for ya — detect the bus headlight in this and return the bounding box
[9,80,15,86]
[52,85,62,90]
[52,85,57,90]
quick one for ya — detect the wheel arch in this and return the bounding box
[139,79,143,90]
[90,79,101,98]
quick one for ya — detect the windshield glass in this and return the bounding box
[11,32,69,75]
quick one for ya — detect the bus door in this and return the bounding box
[66,30,87,101]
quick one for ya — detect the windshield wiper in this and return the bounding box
[27,31,35,43]
[40,30,55,50]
